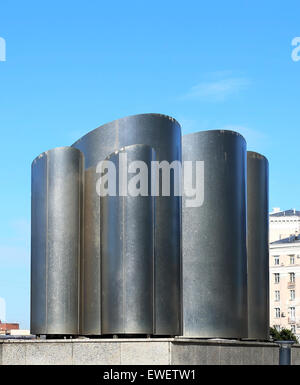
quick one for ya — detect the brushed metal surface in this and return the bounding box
[101,145,155,334]
[31,147,84,335]
[72,113,182,335]
[247,151,269,340]
[182,130,248,338]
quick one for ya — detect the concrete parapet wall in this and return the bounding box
[0,338,299,365]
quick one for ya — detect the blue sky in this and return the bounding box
[0,0,299,327]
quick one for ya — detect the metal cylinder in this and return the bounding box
[31,147,84,335]
[277,341,295,365]
[182,130,248,338]
[100,145,155,334]
[72,113,182,335]
[247,151,269,340]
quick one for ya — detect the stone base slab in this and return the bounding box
[1,337,299,365]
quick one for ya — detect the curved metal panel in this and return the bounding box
[31,147,84,335]
[101,145,155,334]
[247,151,269,340]
[72,113,182,335]
[182,130,248,338]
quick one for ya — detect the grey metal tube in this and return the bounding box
[182,130,248,338]
[31,147,84,335]
[279,345,291,365]
[277,341,295,365]
[247,151,269,340]
[100,145,155,334]
[72,113,182,335]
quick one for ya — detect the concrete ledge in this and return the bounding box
[0,338,298,365]
[171,339,279,365]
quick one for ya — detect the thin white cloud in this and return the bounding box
[180,120,269,153]
[216,125,268,152]
[176,116,212,135]
[0,217,30,266]
[176,117,198,132]
[0,245,29,265]
[182,77,250,102]
[10,218,30,242]
[68,129,88,144]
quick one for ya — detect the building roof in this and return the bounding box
[0,321,19,331]
[270,209,300,217]
[270,234,300,245]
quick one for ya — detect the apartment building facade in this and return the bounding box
[269,208,300,242]
[0,320,19,334]
[269,208,300,340]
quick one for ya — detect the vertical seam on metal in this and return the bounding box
[122,186,126,333]
[179,142,183,335]
[152,156,156,335]
[77,154,79,334]
[78,153,82,335]
[99,167,101,335]
[45,152,49,333]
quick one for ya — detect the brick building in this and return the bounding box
[0,320,19,334]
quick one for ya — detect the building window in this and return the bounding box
[290,255,295,265]
[290,273,295,283]
[275,325,281,332]
[290,307,295,320]
[274,256,280,265]
[275,308,281,318]
[290,290,295,300]
[275,290,280,301]
[274,273,280,284]
[291,325,296,334]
